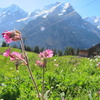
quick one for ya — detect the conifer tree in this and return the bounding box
[58,50,63,56]
[1,41,9,47]
[39,47,44,52]
[13,44,18,48]
[33,45,39,53]
[53,49,57,56]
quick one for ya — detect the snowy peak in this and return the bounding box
[43,2,71,11]
[0,4,28,36]
[29,2,73,19]
[42,2,73,15]
[0,4,28,21]
[4,4,26,13]
[84,16,100,29]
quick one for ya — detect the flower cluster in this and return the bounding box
[3,48,27,69]
[39,49,53,58]
[3,48,24,61]
[2,29,41,98]
[36,49,53,67]
[2,30,21,43]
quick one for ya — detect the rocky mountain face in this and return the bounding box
[1,2,100,50]
[84,16,100,30]
[19,2,100,50]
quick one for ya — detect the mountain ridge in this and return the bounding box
[0,2,100,50]
[84,16,100,30]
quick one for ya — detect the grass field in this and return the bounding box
[0,47,100,100]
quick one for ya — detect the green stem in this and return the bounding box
[42,67,45,100]
[20,32,41,100]
[27,63,41,100]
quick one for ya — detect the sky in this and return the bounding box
[0,0,100,18]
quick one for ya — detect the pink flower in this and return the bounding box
[2,31,13,43]
[3,49,26,65]
[3,48,10,57]
[36,60,46,67]
[9,52,24,61]
[98,91,100,94]
[39,49,53,58]
[2,30,21,43]
[3,48,27,70]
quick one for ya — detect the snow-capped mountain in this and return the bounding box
[0,4,28,38]
[17,2,100,50]
[0,2,100,50]
[0,2,78,36]
[25,2,74,22]
[84,16,100,30]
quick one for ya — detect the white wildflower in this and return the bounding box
[1,83,6,87]
[54,59,56,61]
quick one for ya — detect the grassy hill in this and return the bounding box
[0,47,100,100]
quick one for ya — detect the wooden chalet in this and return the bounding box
[79,43,100,57]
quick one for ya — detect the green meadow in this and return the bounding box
[0,47,100,100]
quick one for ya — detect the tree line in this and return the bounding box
[1,41,79,56]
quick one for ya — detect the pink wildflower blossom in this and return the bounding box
[36,60,46,67]
[3,48,10,57]
[9,52,24,61]
[39,49,53,58]
[98,91,100,94]
[2,31,13,43]
[2,30,21,43]
[3,49,26,63]
[3,49,27,69]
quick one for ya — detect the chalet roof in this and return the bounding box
[79,43,100,51]
[87,43,100,50]
[94,43,100,47]
[79,49,87,51]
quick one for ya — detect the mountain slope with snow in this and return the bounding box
[25,2,74,21]
[0,2,100,50]
[18,2,100,50]
[84,16,100,30]
[0,4,28,38]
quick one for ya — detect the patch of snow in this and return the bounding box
[97,26,100,30]
[94,19,98,23]
[64,3,70,9]
[49,2,62,13]
[62,9,66,13]
[35,2,62,18]
[43,14,47,18]
[34,10,49,18]
[58,3,70,16]
[84,16,100,27]
[58,13,63,16]
[16,13,31,22]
